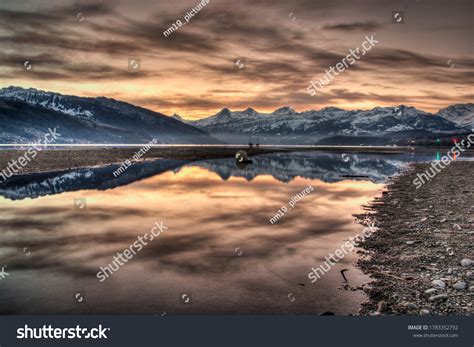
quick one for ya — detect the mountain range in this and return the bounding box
[183,104,474,145]
[0,86,472,145]
[0,86,218,144]
[436,104,474,129]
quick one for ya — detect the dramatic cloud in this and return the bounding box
[0,0,472,118]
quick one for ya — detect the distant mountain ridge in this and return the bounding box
[0,86,219,144]
[436,103,474,130]
[1,86,471,145]
[182,104,472,145]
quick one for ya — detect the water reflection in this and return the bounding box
[0,151,428,201]
[4,150,464,314]
[187,152,420,183]
[0,159,186,200]
[0,153,386,315]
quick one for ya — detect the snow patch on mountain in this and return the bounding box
[190,104,468,144]
[273,106,295,115]
[437,103,474,129]
[0,86,94,118]
[0,86,220,144]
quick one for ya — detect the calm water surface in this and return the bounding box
[0,151,461,314]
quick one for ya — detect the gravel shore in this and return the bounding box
[356,160,473,315]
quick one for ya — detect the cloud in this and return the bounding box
[323,21,383,32]
[0,0,471,115]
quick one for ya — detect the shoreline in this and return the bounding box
[0,146,413,177]
[0,147,283,177]
[355,161,473,315]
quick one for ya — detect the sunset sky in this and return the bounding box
[0,0,472,119]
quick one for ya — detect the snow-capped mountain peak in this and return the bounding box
[0,86,220,144]
[244,107,258,116]
[170,113,186,122]
[437,103,474,129]
[390,105,426,117]
[191,107,265,128]
[274,106,295,115]
[189,104,470,145]
[319,106,345,113]
[0,86,95,118]
[217,107,233,117]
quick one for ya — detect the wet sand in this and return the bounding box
[356,161,473,315]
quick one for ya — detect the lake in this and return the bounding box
[0,150,464,314]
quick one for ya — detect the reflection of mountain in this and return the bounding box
[0,152,433,201]
[0,159,187,200]
[187,152,428,183]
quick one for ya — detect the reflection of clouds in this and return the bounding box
[1,206,152,224]
[0,166,377,277]
[0,154,382,313]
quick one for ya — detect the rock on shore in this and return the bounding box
[355,161,473,315]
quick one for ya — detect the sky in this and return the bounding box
[0,0,472,119]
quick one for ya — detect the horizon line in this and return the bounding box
[0,144,412,149]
